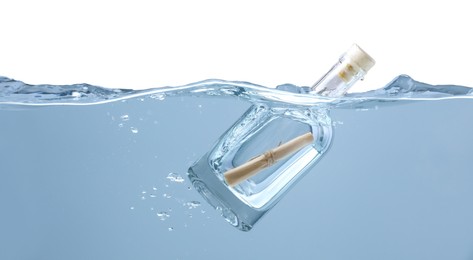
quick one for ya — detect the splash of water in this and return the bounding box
[1,75,472,108]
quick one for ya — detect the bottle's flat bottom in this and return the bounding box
[187,153,270,231]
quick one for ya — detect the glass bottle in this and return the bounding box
[188,44,375,231]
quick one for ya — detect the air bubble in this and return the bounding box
[130,127,139,134]
[166,172,185,183]
[185,201,201,209]
[157,211,170,221]
[150,93,165,100]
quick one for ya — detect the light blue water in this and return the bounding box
[1,75,473,259]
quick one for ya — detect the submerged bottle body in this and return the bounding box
[188,101,333,230]
[188,44,375,231]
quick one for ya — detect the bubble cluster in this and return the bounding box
[131,171,210,232]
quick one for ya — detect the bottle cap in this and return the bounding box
[345,44,375,72]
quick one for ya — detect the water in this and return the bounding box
[1,75,473,259]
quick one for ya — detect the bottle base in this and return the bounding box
[187,153,269,231]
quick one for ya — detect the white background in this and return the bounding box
[1,0,472,92]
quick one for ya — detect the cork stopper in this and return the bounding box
[345,44,375,73]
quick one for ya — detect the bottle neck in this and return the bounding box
[310,44,375,97]
[310,57,367,97]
